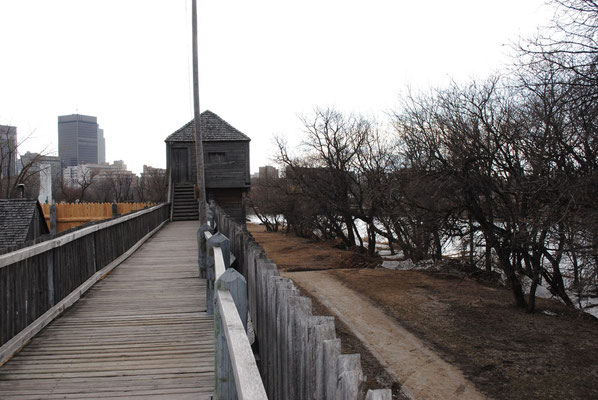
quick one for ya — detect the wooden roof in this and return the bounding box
[0,198,49,249]
[165,110,250,143]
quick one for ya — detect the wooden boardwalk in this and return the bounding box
[0,221,214,399]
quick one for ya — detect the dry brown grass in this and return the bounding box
[249,223,598,400]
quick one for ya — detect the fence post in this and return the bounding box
[214,268,248,400]
[111,203,119,217]
[336,353,365,399]
[207,204,215,228]
[197,224,213,278]
[49,204,57,234]
[46,250,55,307]
[207,233,230,315]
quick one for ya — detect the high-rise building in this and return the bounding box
[259,165,279,180]
[20,152,62,178]
[97,128,106,164]
[58,114,102,167]
[0,125,18,178]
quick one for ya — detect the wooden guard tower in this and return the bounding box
[165,110,251,223]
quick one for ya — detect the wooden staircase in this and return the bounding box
[172,184,199,221]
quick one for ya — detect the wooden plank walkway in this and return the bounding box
[0,221,214,399]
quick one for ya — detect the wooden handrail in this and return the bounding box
[1,202,170,358]
[0,203,169,269]
[214,246,226,281]
[217,289,267,400]
[208,228,267,400]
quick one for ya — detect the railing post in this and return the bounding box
[214,268,248,400]
[49,204,57,234]
[197,224,213,279]
[207,206,215,229]
[207,233,230,315]
[46,250,55,307]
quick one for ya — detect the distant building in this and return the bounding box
[58,114,104,167]
[0,125,18,178]
[62,160,132,184]
[165,110,250,222]
[258,165,279,180]
[141,165,166,179]
[97,128,106,164]
[20,152,62,178]
[19,152,62,204]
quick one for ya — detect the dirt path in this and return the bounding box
[284,270,486,400]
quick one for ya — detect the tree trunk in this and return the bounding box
[368,223,376,256]
[484,232,492,272]
[469,216,475,266]
[498,249,527,308]
[527,278,538,313]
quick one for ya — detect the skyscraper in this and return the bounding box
[97,128,106,164]
[0,125,17,178]
[58,114,102,167]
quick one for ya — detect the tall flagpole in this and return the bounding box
[192,0,207,224]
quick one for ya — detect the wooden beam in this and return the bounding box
[217,289,267,400]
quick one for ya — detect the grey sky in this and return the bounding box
[0,0,550,174]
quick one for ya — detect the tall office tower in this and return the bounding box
[0,125,18,178]
[58,114,99,167]
[97,128,106,164]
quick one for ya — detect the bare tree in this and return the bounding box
[104,170,134,202]
[0,128,47,199]
[138,167,167,202]
[56,166,99,202]
[276,108,371,248]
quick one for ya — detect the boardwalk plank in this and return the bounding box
[0,221,214,398]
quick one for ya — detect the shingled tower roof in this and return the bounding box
[0,198,49,249]
[165,110,250,143]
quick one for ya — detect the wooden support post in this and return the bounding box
[288,296,312,400]
[197,224,213,278]
[207,205,215,229]
[46,250,54,307]
[207,233,230,315]
[324,338,341,399]
[336,353,365,399]
[216,268,248,330]
[214,268,249,400]
[309,316,335,400]
[49,204,57,234]
[272,277,294,399]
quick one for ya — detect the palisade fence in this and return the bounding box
[209,203,391,400]
[0,203,170,363]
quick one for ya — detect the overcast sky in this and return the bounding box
[0,0,552,174]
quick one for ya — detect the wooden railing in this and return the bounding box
[0,203,170,365]
[202,228,267,400]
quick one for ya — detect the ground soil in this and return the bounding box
[248,223,598,400]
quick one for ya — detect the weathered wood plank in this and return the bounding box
[0,221,214,398]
